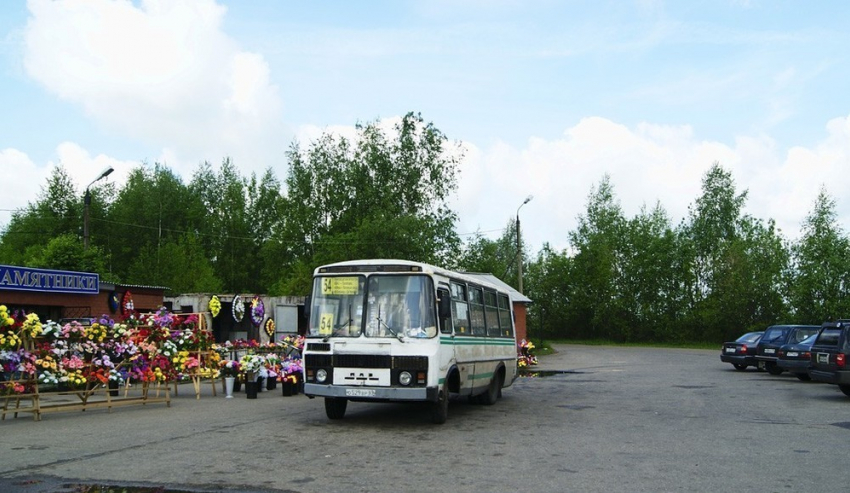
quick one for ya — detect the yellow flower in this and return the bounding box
[209,296,222,318]
[22,313,42,338]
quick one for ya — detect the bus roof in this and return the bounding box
[314,259,514,297]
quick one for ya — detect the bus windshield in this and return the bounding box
[309,274,437,339]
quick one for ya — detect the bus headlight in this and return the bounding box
[316,369,328,383]
[399,371,412,386]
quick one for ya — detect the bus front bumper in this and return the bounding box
[304,383,436,402]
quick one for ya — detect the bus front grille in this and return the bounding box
[335,354,392,368]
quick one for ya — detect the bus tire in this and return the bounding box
[325,397,347,420]
[431,382,449,424]
[481,372,501,406]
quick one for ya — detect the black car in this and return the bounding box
[755,325,820,375]
[809,320,850,397]
[720,331,763,370]
[776,333,818,381]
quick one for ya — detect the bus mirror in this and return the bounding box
[438,293,451,320]
[303,295,311,321]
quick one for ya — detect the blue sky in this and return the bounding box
[2,0,850,252]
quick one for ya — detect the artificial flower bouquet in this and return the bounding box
[518,339,538,367]
[238,353,265,377]
[219,359,241,378]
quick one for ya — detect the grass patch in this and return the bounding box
[534,338,719,351]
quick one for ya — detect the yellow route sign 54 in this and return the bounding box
[321,277,359,295]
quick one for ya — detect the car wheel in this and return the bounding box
[794,373,811,381]
[839,385,850,398]
[324,397,347,420]
[732,364,747,371]
[766,363,783,376]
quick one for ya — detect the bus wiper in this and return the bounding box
[323,304,355,342]
[376,305,404,343]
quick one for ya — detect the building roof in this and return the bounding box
[461,272,532,304]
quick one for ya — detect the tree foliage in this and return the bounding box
[2,115,849,344]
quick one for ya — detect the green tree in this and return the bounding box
[106,163,201,285]
[567,175,626,340]
[619,203,683,342]
[0,164,116,274]
[25,233,112,280]
[126,234,222,294]
[525,244,572,340]
[276,112,462,293]
[789,188,850,323]
[680,163,749,341]
[457,220,519,285]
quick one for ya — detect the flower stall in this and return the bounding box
[1,305,221,421]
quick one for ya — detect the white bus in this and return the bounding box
[302,259,518,424]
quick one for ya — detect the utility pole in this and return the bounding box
[516,195,533,294]
[83,166,114,249]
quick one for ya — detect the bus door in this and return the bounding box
[437,286,455,378]
[448,282,475,395]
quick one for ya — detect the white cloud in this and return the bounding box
[453,114,850,252]
[0,143,136,227]
[23,0,284,179]
[1,148,43,218]
[53,142,137,193]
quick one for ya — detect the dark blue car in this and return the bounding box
[720,331,763,371]
[777,333,819,381]
[755,325,820,375]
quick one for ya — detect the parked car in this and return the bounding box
[720,331,763,370]
[755,325,820,375]
[776,333,819,381]
[808,320,850,397]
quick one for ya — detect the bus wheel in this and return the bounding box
[481,373,501,406]
[325,397,347,420]
[431,382,448,424]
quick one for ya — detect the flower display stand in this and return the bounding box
[186,350,220,400]
[2,377,171,422]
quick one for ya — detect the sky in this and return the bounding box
[2,0,850,254]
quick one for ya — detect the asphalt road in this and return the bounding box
[1,344,848,493]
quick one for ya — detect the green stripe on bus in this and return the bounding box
[440,338,515,346]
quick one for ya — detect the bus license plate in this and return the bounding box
[346,388,376,397]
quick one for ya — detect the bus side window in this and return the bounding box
[451,282,469,335]
[438,288,452,334]
[469,286,486,336]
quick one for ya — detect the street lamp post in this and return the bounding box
[516,195,533,294]
[83,166,114,249]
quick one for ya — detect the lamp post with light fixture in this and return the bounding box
[516,195,533,294]
[83,166,114,250]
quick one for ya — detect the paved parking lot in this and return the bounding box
[1,344,848,492]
